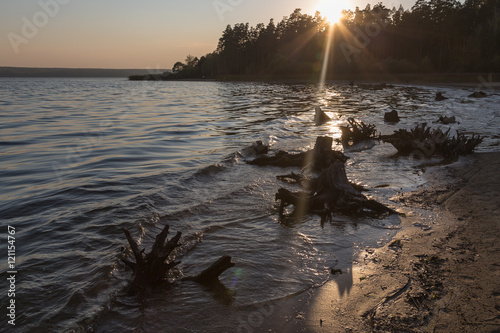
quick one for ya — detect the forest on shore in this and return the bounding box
[132,0,500,81]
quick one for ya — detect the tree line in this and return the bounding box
[168,0,500,80]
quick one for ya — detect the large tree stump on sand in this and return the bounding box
[122,224,234,295]
[276,160,396,222]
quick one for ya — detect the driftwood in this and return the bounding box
[277,171,366,192]
[276,161,396,222]
[240,140,269,158]
[277,172,306,184]
[248,150,305,168]
[182,255,236,305]
[122,224,234,295]
[340,118,377,144]
[381,123,483,157]
[248,136,348,170]
[183,255,235,285]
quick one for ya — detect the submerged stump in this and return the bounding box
[257,135,397,222]
[122,224,234,295]
[122,224,181,295]
[437,115,456,124]
[384,110,400,123]
[314,106,331,125]
[276,160,396,222]
[435,92,448,101]
[469,91,487,98]
[340,118,378,145]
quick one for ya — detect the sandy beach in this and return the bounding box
[262,152,500,332]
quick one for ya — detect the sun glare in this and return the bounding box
[317,0,347,24]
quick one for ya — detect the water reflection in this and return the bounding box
[1,78,498,332]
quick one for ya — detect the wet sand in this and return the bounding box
[263,152,500,332]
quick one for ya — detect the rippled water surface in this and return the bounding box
[0,78,499,332]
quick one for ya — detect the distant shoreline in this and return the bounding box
[129,71,499,87]
[1,68,499,90]
[0,67,169,78]
[218,72,499,85]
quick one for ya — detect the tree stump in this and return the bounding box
[469,91,487,98]
[381,123,483,157]
[384,110,400,122]
[250,135,395,222]
[122,224,182,295]
[276,160,396,222]
[435,92,448,101]
[122,225,235,295]
[340,118,377,144]
[312,136,336,170]
[437,115,456,124]
[314,106,331,125]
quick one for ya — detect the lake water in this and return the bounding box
[0,78,499,332]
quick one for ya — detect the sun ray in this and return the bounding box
[319,23,334,88]
[317,0,349,89]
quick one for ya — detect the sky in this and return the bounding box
[1,0,419,69]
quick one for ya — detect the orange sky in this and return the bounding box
[0,0,418,69]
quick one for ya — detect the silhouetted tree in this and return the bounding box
[172,61,185,73]
[169,3,500,79]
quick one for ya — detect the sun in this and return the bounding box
[316,0,347,24]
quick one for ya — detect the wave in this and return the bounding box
[2,78,500,332]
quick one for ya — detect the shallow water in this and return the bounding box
[0,78,499,332]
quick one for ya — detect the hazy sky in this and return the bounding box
[1,0,419,69]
